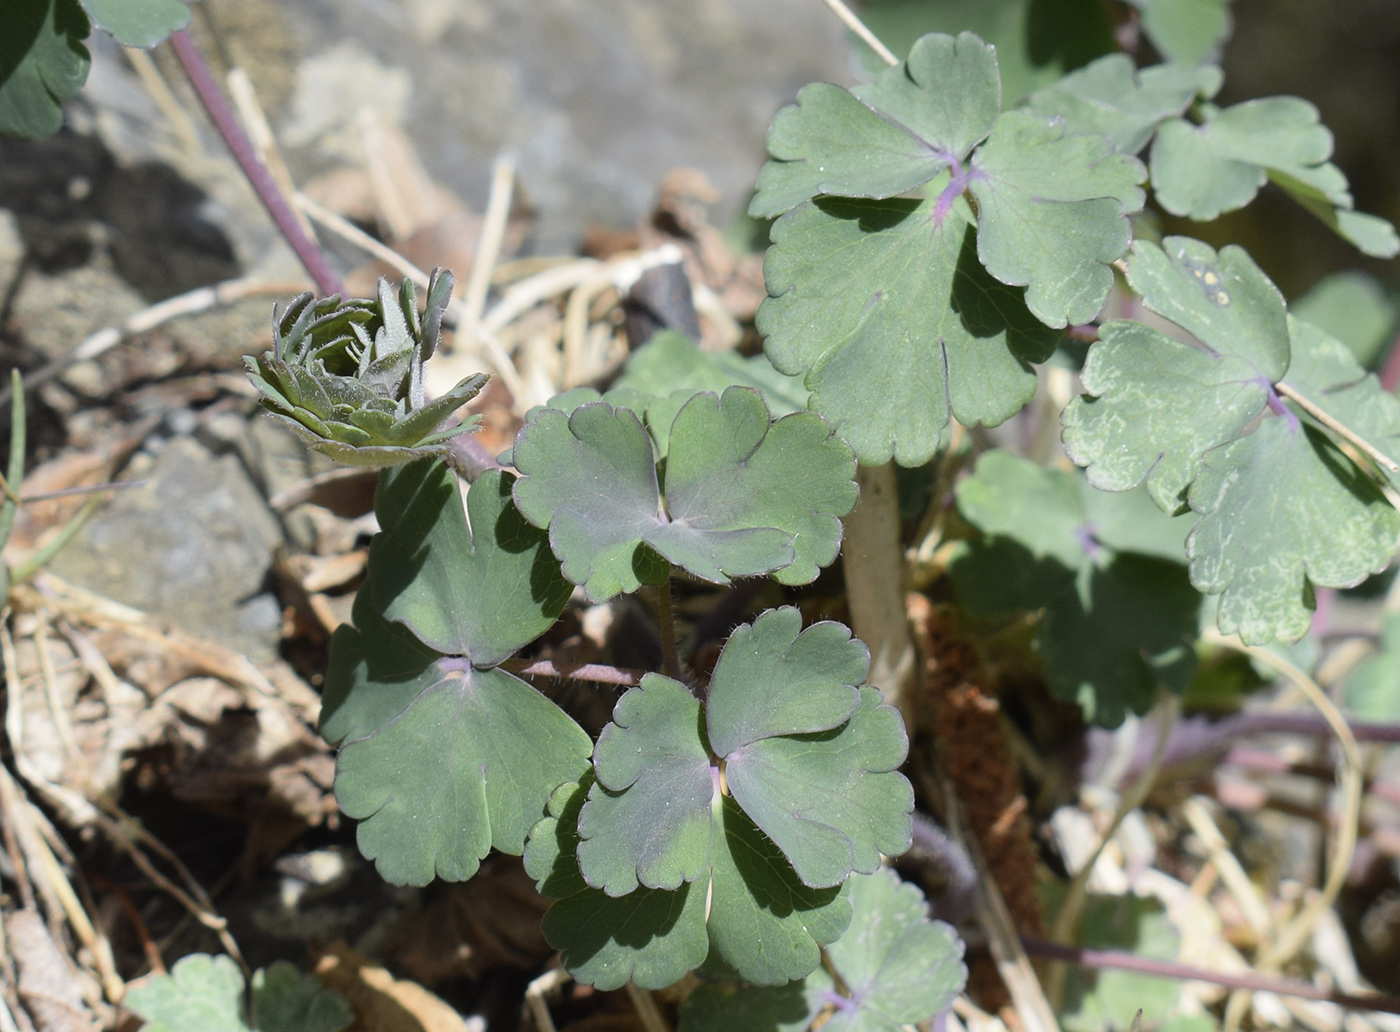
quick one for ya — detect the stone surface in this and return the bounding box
[273,0,851,250]
[49,437,285,660]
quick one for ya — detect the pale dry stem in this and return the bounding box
[818,0,899,66]
[944,780,1063,1032]
[626,982,672,1032]
[461,154,518,325]
[124,47,200,153]
[226,67,318,242]
[296,192,533,408]
[1276,381,1400,473]
[524,966,570,1032]
[1045,691,1179,1010]
[1204,631,1363,1032]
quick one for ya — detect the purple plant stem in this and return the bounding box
[1020,936,1400,1015]
[503,657,644,688]
[1236,711,1400,743]
[1380,327,1400,392]
[168,30,344,298]
[1095,710,1400,787]
[445,432,504,482]
[1223,744,1400,809]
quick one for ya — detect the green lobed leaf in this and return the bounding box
[679,980,820,1032]
[951,452,1200,725]
[511,388,856,601]
[1342,612,1400,721]
[706,608,867,754]
[1058,893,1182,1032]
[528,782,851,989]
[0,0,90,139]
[1065,238,1400,643]
[1291,273,1398,368]
[752,31,1144,330]
[679,871,965,1032]
[578,610,906,892]
[721,689,911,888]
[1024,54,1219,155]
[334,663,592,886]
[81,0,190,47]
[709,609,910,888]
[577,675,716,896]
[819,870,966,1031]
[368,462,571,665]
[511,400,667,600]
[751,32,1000,220]
[1062,237,1290,513]
[1150,98,1399,257]
[326,463,589,886]
[1040,558,1200,725]
[1325,209,1400,260]
[1186,417,1397,644]
[612,330,809,451]
[1151,97,1336,220]
[130,956,354,1032]
[250,963,354,1032]
[1282,317,1400,484]
[1126,0,1232,65]
[855,0,1115,104]
[0,0,47,88]
[124,954,249,1032]
[968,110,1145,327]
[758,195,1060,466]
[704,794,852,984]
[320,587,445,748]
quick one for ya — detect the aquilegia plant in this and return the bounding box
[235,20,1400,1032]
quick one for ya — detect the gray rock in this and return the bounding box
[49,436,285,660]
[274,0,851,250]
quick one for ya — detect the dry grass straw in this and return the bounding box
[1203,631,1364,1031]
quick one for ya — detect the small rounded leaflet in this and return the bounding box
[510,388,856,601]
[707,609,913,889]
[577,675,716,897]
[679,869,966,1032]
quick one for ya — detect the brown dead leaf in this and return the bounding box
[315,942,476,1032]
[6,909,101,1032]
[302,166,379,225]
[384,857,551,986]
[5,434,143,556]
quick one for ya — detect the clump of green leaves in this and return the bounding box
[237,5,1400,1027]
[125,954,353,1032]
[310,327,957,1004]
[245,270,486,467]
[748,20,1400,720]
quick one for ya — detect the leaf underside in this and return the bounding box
[952,451,1200,726]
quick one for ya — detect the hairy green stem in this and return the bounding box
[658,576,680,680]
[0,371,25,557]
[842,463,916,715]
